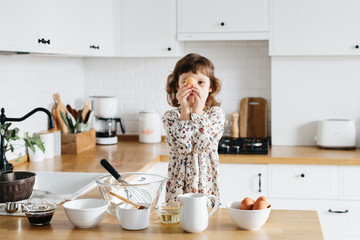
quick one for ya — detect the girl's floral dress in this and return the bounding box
[162,106,225,202]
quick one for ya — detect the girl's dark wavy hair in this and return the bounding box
[166,53,221,108]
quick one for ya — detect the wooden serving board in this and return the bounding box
[240,97,267,138]
[54,93,69,134]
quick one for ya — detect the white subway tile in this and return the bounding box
[103,77,123,89]
[123,79,143,88]
[115,69,134,78]
[135,89,155,99]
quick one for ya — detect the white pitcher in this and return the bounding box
[177,193,219,233]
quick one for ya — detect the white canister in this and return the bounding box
[139,111,161,143]
[38,131,54,159]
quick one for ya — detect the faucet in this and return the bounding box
[0,107,55,173]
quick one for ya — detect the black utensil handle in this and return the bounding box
[100,159,120,180]
[84,110,91,123]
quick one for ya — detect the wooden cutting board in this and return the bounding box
[54,93,69,134]
[240,97,267,138]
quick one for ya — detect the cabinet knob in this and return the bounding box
[355,45,359,49]
[46,39,50,45]
[167,47,172,51]
[300,173,305,178]
[220,22,225,26]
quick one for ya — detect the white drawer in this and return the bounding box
[339,166,360,200]
[268,164,338,199]
[270,199,360,239]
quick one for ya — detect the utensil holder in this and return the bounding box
[61,129,96,154]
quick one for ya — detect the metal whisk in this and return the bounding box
[100,159,152,204]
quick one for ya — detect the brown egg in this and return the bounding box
[255,196,270,205]
[253,200,271,210]
[185,77,197,87]
[240,197,255,210]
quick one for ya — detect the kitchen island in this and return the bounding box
[4,140,357,239]
[0,202,323,240]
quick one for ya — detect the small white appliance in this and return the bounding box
[315,119,356,149]
[90,96,125,145]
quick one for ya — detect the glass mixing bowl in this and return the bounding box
[96,172,168,215]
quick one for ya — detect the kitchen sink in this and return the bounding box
[33,172,106,200]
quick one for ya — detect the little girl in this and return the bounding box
[162,53,225,202]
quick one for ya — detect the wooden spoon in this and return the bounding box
[66,104,77,119]
[109,191,147,210]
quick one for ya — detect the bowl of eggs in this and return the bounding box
[226,196,271,230]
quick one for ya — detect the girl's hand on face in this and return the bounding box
[176,84,193,110]
[192,84,209,114]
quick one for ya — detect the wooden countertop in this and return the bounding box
[219,146,360,165]
[0,200,324,240]
[12,141,360,174]
[3,141,328,239]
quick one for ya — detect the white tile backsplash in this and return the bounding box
[84,41,271,134]
[0,54,85,159]
[0,41,271,161]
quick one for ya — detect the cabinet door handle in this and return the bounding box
[38,38,50,44]
[90,45,99,49]
[300,173,305,178]
[329,209,349,213]
[258,173,262,192]
[220,22,225,26]
[167,47,172,51]
[355,45,359,49]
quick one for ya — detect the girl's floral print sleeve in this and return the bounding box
[191,107,225,154]
[162,110,193,154]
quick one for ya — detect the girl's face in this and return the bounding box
[178,71,212,93]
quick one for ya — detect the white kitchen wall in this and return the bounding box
[84,41,271,135]
[272,56,360,146]
[0,54,85,159]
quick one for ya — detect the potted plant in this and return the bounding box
[23,132,45,162]
[0,123,22,162]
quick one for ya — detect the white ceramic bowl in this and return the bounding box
[63,199,109,228]
[226,201,271,230]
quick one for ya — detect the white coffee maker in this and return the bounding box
[91,96,125,145]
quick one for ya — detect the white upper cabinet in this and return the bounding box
[0,0,114,56]
[77,0,114,56]
[0,0,61,53]
[177,0,269,41]
[115,0,183,57]
[270,0,360,55]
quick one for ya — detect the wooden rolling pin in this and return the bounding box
[231,112,240,138]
